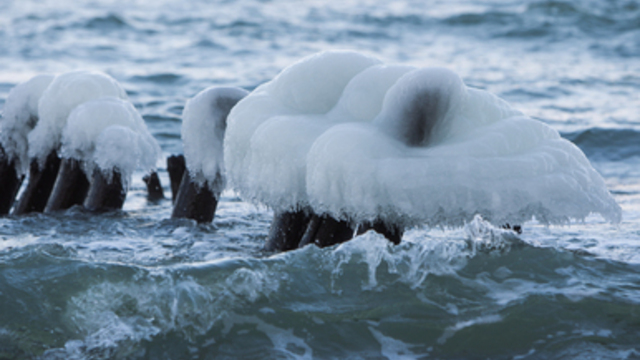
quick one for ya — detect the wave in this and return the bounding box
[443,0,640,37]
[83,14,130,31]
[562,127,640,162]
[1,217,638,359]
[353,0,640,36]
[129,73,186,85]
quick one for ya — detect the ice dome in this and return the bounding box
[27,70,127,167]
[225,50,621,228]
[181,86,248,193]
[225,51,401,209]
[60,97,160,185]
[0,74,55,174]
[308,67,621,226]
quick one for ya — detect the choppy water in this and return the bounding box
[1,0,640,358]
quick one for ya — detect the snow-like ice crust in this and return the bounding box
[28,70,127,167]
[224,50,621,227]
[181,86,248,193]
[225,51,387,208]
[0,74,55,174]
[60,97,160,185]
[94,125,159,185]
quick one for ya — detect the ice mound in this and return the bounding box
[0,74,55,174]
[60,97,160,185]
[181,86,248,193]
[225,51,396,209]
[225,50,621,227]
[28,70,127,167]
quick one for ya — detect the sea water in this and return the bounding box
[1,0,640,358]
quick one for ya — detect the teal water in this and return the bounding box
[1,0,640,358]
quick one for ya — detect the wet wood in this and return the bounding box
[44,158,90,213]
[83,168,126,211]
[0,146,24,215]
[12,151,61,215]
[171,171,218,223]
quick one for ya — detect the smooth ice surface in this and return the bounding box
[181,86,248,193]
[61,97,160,184]
[225,51,385,209]
[28,70,127,167]
[0,74,55,174]
[225,51,621,226]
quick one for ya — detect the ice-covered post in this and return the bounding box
[0,75,55,215]
[226,50,622,252]
[224,51,412,251]
[51,97,160,212]
[83,123,159,211]
[171,87,247,223]
[12,71,128,215]
[306,63,622,232]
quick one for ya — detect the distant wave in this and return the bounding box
[355,0,640,43]
[83,14,130,30]
[563,127,640,161]
[442,0,640,38]
[129,73,186,85]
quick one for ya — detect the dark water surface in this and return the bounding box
[1,0,640,358]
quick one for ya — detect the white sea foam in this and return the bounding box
[369,326,422,360]
[225,50,621,227]
[181,86,248,192]
[0,74,55,174]
[27,70,127,167]
[60,97,160,185]
[221,315,313,360]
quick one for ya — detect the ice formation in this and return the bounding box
[28,70,127,167]
[225,51,390,208]
[181,86,249,192]
[0,74,55,174]
[171,86,248,223]
[225,50,621,228]
[60,97,160,185]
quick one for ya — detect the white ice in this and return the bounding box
[224,50,621,227]
[60,97,160,185]
[0,74,55,174]
[181,86,248,193]
[225,51,389,209]
[93,125,159,186]
[28,70,127,167]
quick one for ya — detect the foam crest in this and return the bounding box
[225,266,281,303]
[48,262,285,358]
[313,231,475,292]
